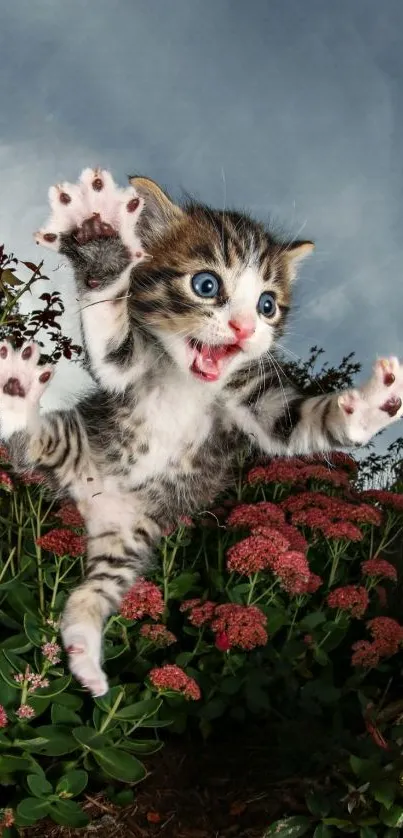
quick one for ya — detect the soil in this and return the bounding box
[25,730,309,838]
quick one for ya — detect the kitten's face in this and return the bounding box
[130,179,313,384]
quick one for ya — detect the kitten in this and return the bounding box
[0,168,401,696]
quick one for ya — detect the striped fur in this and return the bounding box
[1,167,401,696]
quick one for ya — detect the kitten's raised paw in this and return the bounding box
[62,624,109,697]
[338,357,403,444]
[34,168,145,262]
[0,342,53,438]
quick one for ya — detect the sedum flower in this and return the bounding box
[180,598,216,627]
[140,624,176,646]
[361,558,397,582]
[120,578,164,621]
[149,664,201,700]
[211,603,268,650]
[0,705,7,728]
[54,501,84,528]
[352,617,403,667]
[16,704,35,720]
[36,528,86,557]
[226,532,289,575]
[227,501,285,529]
[327,585,369,618]
[0,470,13,491]
[42,642,62,665]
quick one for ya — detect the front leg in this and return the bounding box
[0,341,89,486]
[234,357,403,455]
[35,168,147,393]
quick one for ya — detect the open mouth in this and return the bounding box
[187,339,241,382]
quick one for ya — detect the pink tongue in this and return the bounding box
[193,345,228,381]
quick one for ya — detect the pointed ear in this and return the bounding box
[282,240,314,281]
[128,175,183,239]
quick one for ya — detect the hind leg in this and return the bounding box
[61,491,161,696]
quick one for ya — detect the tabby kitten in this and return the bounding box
[0,168,401,696]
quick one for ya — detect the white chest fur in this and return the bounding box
[129,371,216,482]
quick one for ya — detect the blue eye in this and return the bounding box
[191,271,220,298]
[258,291,276,317]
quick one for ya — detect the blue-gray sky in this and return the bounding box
[1,0,403,449]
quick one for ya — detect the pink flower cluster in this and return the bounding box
[140,624,176,646]
[226,533,289,574]
[327,585,369,618]
[247,457,350,488]
[0,809,14,828]
[181,599,268,651]
[0,705,7,728]
[227,501,285,528]
[180,599,216,627]
[13,666,49,693]
[16,704,35,720]
[36,528,86,557]
[361,489,403,513]
[0,470,13,491]
[149,664,200,700]
[55,502,84,528]
[281,491,381,541]
[42,641,62,664]
[361,558,397,582]
[211,603,268,650]
[120,578,164,621]
[225,526,321,595]
[352,617,403,667]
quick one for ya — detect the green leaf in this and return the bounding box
[200,697,227,720]
[50,691,82,710]
[306,791,331,818]
[0,652,21,688]
[7,584,38,619]
[264,816,311,836]
[12,737,49,752]
[72,726,109,750]
[313,647,329,666]
[23,614,43,647]
[115,698,161,721]
[34,675,72,698]
[34,725,78,756]
[48,799,89,828]
[0,754,32,773]
[120,739,163,755]
[168,571,199,598]
[372,779,396,810]
[16,797,50,825]
[264,607,289,636]
[93,685,124,710]
[299,611,326,630]
[360,828,378,838]
[349,755,373,779]
[313,827,333,838]
[51,703,82,725]
[93,748,147,782]
[0,632,32,653]
[27,773,53,797]
[56,769,88,798]
[380,805,403,828]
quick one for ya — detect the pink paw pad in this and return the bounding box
[66,644,86,655]
[380,396,402,417]
[3,377,25,397]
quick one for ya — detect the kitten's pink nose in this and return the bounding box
[229,317,256,341]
